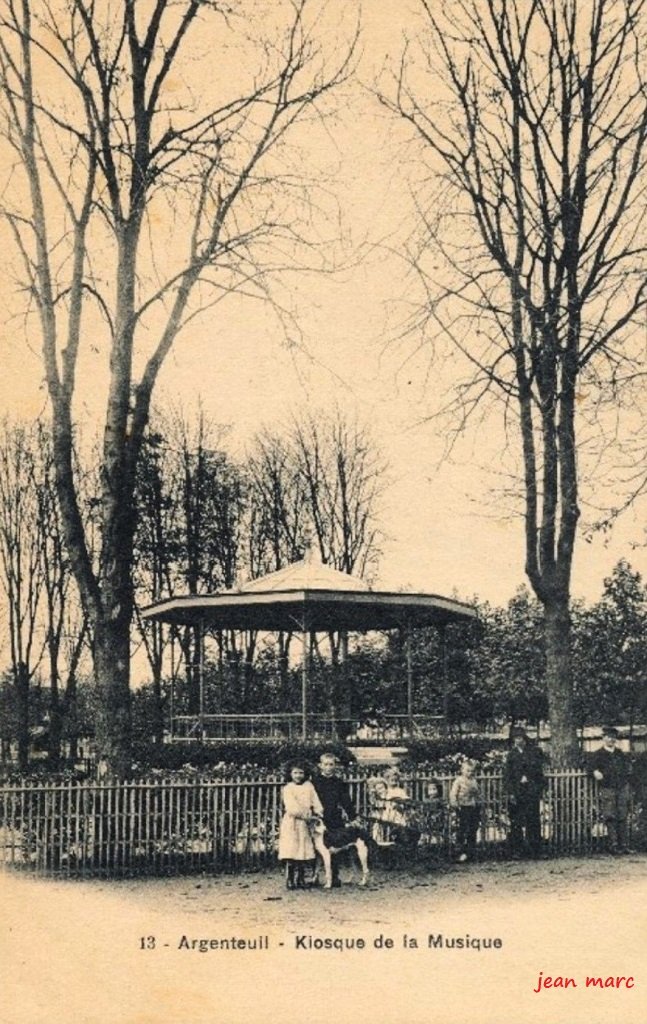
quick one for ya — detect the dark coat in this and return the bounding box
[590,747,631,789]
[503,743,545,800]
[311,774,356,830]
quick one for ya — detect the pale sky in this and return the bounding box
[1,0,646,609]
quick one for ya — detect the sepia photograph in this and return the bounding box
[0,1,646,1022]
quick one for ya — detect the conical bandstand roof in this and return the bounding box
[142,547,475,633]
[239,548,369,594]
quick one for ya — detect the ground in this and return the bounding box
[1,854,646,1024]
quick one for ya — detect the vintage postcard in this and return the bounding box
[0,1,646,1022]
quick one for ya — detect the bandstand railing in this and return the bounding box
[170,713,446,743]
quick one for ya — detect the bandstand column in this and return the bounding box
[301,614,310,740]
[198,619,205,743]
[405,623,413,736]
[440,623,449,735]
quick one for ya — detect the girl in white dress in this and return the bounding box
[278,764,323,889]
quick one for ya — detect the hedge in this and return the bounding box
[400,735,508,769]
[130,738,356,774]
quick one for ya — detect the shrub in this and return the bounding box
[0,763,93,783]
[400,736,508,772]
[130,738,355,777]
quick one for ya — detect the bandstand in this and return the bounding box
[141,550,476,744]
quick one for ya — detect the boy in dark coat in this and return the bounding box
[590,726,632,854]
[311,753,366,886]
[503,727,545,857]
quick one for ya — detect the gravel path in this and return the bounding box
[2,854,646,1024]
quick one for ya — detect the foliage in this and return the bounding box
[130,739,356,776]
[400,736,508,772]
[0,673,18,744]
[379,591,546,727]
[573,561,647,726]
[629,753,647,795]
[0,762,92,784]
[475,591,548,724]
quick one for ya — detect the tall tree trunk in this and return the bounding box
[182,625,201,715]
[543,595,578,765]
[93,617,132,778]
[243,632,256,710]
[64,672,78,764]
[48,696,62,768]
[47,644,62,768]
[151,666,164,747]
[62,619,87,765]
[16,661,30,773]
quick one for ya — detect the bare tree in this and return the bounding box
[245,409,385,720]
[0,420,44,769]
[0,419,92,767]
[383,0,647,762]
[242,429,307,703]
[293,408,384,719]
[135,409,245,718]
[246,409,384,579]
[0,0,355,771]
[133,427,176,739]
[292,409,384,580]
[34,421,90,765]
[245,428,308,576]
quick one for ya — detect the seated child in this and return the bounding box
[420,778,446,848]
[379,767,420,851]
[366,775,391,845]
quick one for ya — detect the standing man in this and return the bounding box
[503,727,545,858]
[590,726,632,854]
[311,752,366,887]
